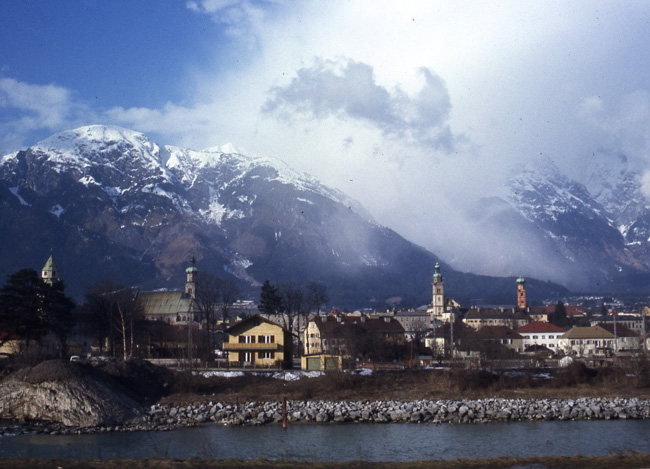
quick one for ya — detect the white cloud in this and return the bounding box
[0,78,95,153]
[186,0,275,42]
[262,58,458,151]
[0,78,73,129]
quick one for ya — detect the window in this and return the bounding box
[259,352,273,359]
[258,335,275,344]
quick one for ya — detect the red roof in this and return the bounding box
[517,321,566,334]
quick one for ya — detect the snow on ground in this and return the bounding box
[196,369,373,379]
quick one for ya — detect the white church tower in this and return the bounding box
[431,262,445,317]
[185,255,198,299]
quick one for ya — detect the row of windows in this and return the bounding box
[242,351,274,361]
[238,335,275,344]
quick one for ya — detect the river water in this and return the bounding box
[2,420,650,461]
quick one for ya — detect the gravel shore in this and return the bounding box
[6,396,649,436]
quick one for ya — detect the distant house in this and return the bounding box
[304,316,356,356]
[424,322,478,358]
[592,315,646,336]
[516,321,566,352]
[223,315,292,368]
[527,306,553,323]
[558,325,615,357]
[393,310,431,341]
[463,308,530,330]
[597,322,642,352]
[475,326,524,353]
[303,314,405,360]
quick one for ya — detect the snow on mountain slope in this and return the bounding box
[2,125,471,305]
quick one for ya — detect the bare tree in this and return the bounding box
[307,281,329,315]
[85,279,141,360]
[219,279,240,326]
[194,272,222,357]
[279,282,304,333]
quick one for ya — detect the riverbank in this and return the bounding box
[2,358,650,435]
[3,452,650,469]
[4,396,650,436]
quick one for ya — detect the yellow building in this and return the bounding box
[223,315,292,368]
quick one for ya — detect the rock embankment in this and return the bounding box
[145,397,650,429]
[3,397,650,435]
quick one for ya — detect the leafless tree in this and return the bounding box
[85,279,141,359]
[194,272,221,355]
[219,279,240,325]
[307,281,329,315]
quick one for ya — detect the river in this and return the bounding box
[2,420,650,461]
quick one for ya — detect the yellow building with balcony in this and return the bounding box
[223,315,292,368]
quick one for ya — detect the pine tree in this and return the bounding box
[258,280,282,316]
[0,268,75,348]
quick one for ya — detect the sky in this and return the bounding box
[2,0,650,277]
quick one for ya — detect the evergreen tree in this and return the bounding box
[258,280,282,316]
[0,268,75,348]
[550,300,570,328]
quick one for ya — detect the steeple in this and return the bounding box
[432,262,445,316]
[41,249,60,285]
[185,255,198,299]
[516,276,527,309]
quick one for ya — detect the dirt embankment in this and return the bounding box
[0,359,174,427]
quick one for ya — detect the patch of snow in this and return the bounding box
[49,204,65,217]
[296,197,314,205]
[8,187,30,206]
[79,175,100,187]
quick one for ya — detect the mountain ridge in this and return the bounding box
[0,125,569,306]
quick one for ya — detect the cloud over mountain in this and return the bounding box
[263,58,457,150]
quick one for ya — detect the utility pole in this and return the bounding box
[187,303,193,372]
[450,311,454,361]
[613,310,618,354]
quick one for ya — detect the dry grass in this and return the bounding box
[4,452,650,469]
[160,362,650,406]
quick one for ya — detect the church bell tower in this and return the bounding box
[185,255,198,299]
[432,262,445,316]
[517,276,527,309]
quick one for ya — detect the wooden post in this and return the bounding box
[282,396,288,429]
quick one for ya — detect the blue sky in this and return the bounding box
[3,1,650,274]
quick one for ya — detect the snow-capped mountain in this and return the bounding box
[0,125,567,305]
[473,154,650,292]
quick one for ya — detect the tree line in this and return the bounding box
[257,280,329,334]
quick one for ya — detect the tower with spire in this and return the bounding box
[185,255,198,299]
[517,276,527,309]
[431,262,445,317]
[41,250,60,285]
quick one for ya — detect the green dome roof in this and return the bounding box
[186,255,198,273]
[433,262,442,279]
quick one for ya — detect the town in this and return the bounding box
[1,252,648,373]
